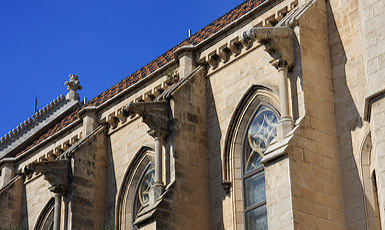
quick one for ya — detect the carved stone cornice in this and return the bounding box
[242,27,295,70]
[122,101,171,138]
[24,159,70,196]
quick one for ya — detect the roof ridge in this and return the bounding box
[12,0,266,158]
[0,94,67,148]
[83,0,263,108]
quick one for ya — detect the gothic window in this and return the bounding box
[243,105,278,230]
[361,132,382,229]
[34,198,54,230]
[117,147,155,229]
[133,164,155,220]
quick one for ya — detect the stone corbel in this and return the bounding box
[243,26,295,139]
[24,159,70,230]
[25,159,70,195]
[242,27,295,70]
[123,101,170,136]
[123,101,171,201]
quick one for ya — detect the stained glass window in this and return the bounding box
[243,105,278,230]
[134,164,155,218]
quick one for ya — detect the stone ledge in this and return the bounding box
[363,88,385,121]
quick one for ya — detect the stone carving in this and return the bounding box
[221,180,231,193]
[122,101,170,137]
[242,27,295,70]
[24,159,70,195]
[65,74,82,101]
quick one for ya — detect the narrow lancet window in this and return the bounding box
[134,164,155,219]
[243,105,278,230]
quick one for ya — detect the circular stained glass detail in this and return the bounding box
[138,166,155,207]
[244,106,278,173]
[134,165,155,219]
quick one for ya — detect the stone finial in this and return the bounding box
[65,74,82,101]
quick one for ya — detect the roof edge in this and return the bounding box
[85,0,280,113]
[193,0,283,52]
[0,94,67,149]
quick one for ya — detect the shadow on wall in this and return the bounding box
[22,180,28,229]
[289,27,304,121]
[105,137,117,227]
[206,78,225,230]
[326,1,367,228]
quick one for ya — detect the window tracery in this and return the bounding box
[116,147,155,230]
[243,105,278,230]
[134,164,155,219]
[34,198,54,230]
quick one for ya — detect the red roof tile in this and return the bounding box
[15,0,265,157]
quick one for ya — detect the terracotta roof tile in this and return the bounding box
[15,0,265,157]
[17,110,79,155]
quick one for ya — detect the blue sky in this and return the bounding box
[0,0,243,137]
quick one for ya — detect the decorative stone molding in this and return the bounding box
[161,65,206,101]
[221,85,280,192]
[123,101,171,203]
[102,78,173,134]
[276,0,316,27]
[242,26,296,139]
[364,89,385,121]
[0,95,67,149]
[174,45,195,78]
[242,26,295,70]
[221,180,231,193]
[24,159,70,196]
[65,74,82,101]
[197,0,298,75]
[122,101,171,137]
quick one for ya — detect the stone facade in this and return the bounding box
[1,0,385,229]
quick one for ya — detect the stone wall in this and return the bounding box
[3,0,385,229]
[286,0,346,229]
[360,0,385,228]
[0,175,23,229]
[170,68,210,230]
[327,0,370,228]
[207,41,279,229]
[23,175,53,228]
[106,117,154,227]
[69,127,107,229]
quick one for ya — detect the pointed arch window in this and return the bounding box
[133,164,155,220]
[243,105,278,230]
[34,198,55,230]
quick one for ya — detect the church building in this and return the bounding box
[1,0,385,229]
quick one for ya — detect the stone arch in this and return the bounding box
[34,197,54,230]
[116,146,155,230]
[361,130,381,229]
[222,84,280,190]
[221,84,280,229]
